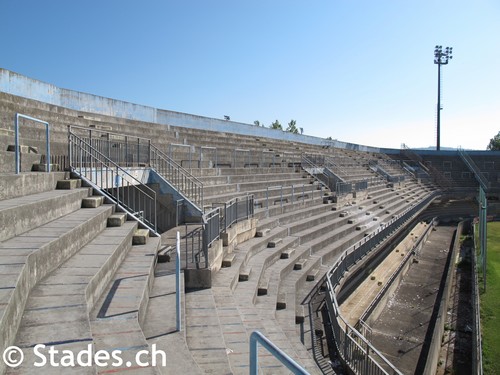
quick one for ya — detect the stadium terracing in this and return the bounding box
[0,68,496,374]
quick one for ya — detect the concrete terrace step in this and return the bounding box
[143,271,203,375]
[89,236,160,374]
[0,187,92,242]
[8,221,138,374]
[0,172,67,201]
[0,204,114,369]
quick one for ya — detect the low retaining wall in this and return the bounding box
[422,221,463,374]
[360,219,437,326]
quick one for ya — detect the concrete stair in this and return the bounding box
[89,235,161,374]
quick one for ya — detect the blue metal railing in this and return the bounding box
[15,113,50,174]
[249,331,309,375]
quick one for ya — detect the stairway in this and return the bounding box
[0,172,161,374]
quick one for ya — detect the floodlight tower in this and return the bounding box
[434,45,453,151]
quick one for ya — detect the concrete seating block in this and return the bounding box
[276,293,287,310]
[133,229,150,245]
[295,305,306,324]
[33,163,59,172]
[239,266,252,282]
[82,195,104,208]
[107,213,127,227]
[280,248,295,259]
[306,268,319,281]
[339,211,349,217]
[256,228,270,237]
[294,258,307,270]
[347,219,357,224]
[356,225,367,231]
[268,238,282,248]
[56,179,82,190]
[7,144,38,154]
[257,277,269,296]
[222,253,236,267]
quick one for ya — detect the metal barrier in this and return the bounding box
[323,192,437,374]
[150,144,204,212]
[213,195,254,232]
[68,130,157,233]
[472,224,484,375]
[15,113,51,174]
[249,331,308,375]
[69,125,151,167]
[169,143,193,168]
[301,155,331,190]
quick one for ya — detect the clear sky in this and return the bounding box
[2,0,499,150]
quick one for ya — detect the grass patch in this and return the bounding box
[481,222,500,374]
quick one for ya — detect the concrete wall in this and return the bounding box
[0,68,382,153]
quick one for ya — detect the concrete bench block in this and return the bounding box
[222,253,236,267]
[339,211,349,217]
[356,225,367,231]
[239,266,251,282]
[296,305,306,324]
[294,258,307,270]
[107,213,127,227]
[33,163,59,172]
[257,277,269,296]
[256,228,270,237]
[276,293,287,310]
[133,229,150,245]
[280,248,295,259]
[7,144,38,154]
[347,219,357,224]
[306,268,319,281]
[56,179,82,190]
[268,238,282,248]
[82,196,104,208]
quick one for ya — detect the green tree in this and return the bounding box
[286,119,299,134]
[487,131,500,150]
[254,120,262,127]
[269,120,282,130]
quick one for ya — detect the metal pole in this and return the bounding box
[176,231,181,331]
[437,62,441,151]
[15,114,20,174]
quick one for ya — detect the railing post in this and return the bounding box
[176,231,181,331]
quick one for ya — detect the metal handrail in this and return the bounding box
[68,130,157,233]
[301,155,331,190]
[458,148,489,191]
[15,114,50,174]
[249,331,308,375]
[323,192,438,374]
[150,144,204,211]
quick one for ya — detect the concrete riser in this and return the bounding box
[0,205,113,374]
[0,188,92,242]
[0,172,67,201]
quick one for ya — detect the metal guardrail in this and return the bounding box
[301,155,331,190]
[213,194,254,233]
[472,224,484,375]
[15,113,51,174]
[249,331,309,375]
[324,192,437,375]
[401,144,453,190]
[458,148,489,191]
[150,144,204,211]
[68,130,157,233]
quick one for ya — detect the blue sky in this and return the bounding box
[2,1,499,150]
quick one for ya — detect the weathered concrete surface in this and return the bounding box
[368,225,455,375]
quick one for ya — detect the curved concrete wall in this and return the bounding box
[0,68,382,153]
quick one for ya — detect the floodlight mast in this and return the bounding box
[434,45,453,151]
